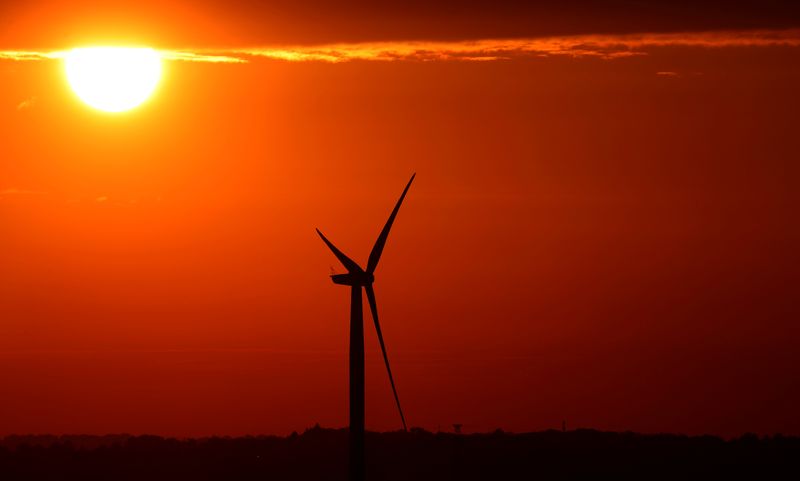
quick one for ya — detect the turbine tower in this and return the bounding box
[316,174,414,481]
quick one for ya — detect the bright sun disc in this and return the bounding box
[65,47,162,113]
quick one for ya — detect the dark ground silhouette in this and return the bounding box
[1,426,798,480]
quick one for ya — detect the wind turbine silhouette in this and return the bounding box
[316,173,414,481]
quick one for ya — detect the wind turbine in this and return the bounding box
[316,173,414,481]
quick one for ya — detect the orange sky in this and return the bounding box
[1,2,800,437]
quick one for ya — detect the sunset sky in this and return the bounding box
[1,1,799,438]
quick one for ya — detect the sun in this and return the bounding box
[64,47,162,113]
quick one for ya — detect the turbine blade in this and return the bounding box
[316,228,362,273]
[366,173,416,274]
[365,284,407,431]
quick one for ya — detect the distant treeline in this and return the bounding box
[1,426,798,480]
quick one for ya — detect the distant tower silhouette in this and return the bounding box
[317,174,415,481]
[562,420,566,432]
[453,424,463,434]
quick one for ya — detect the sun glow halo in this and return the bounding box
[65,47,162,113]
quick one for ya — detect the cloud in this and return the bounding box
[0,188,47,196]
[159,50,247,63]
[0,49,244,64]
[16,97,37,110]
[0,51,62,61]
[2,29,799,65]
[238,29,800,62]
[238,39,640,62]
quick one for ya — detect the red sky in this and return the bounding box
[1,1,799,437]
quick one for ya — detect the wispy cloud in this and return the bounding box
[0,51,62,61]
[2,29,799,65]
[0,188,47,196]
[16,97,37,110]
[0,49,244,63]
[238,29,800,62]
[159,50,247,64]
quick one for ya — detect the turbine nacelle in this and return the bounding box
[331,271,374,286]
